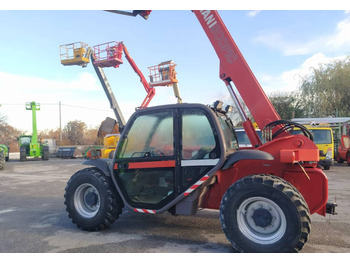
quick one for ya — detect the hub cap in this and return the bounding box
[237,197,287,245]
[74,183,100,218]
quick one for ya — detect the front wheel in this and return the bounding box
[64,167,124,231]
[20,146,27,161]
[347,154,350,166]
[324,165,330,170]
[0,151,4,170]
[220,174,311,253]
[337,154,344,163]
[42,146,49,160]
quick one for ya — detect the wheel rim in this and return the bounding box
[74,183,100,218]
[237,196,287,245]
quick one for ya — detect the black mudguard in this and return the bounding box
[222,150,274,170]
[83,158,113,177]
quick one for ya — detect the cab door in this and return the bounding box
[179,107,222,196]
[113,109,178,211]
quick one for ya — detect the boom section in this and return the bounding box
[122,43,155,108]
[192,10,280,130]
[90,52,126,129]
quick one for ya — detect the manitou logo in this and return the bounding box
[200,10,237,63]
[200,10,218,28]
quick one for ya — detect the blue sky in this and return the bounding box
[1,3,350,133]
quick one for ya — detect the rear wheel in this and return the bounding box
[64,167,124,231]
[347,154,350,166]
[220,174,311,253]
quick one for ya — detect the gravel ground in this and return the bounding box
[0,153,349,253]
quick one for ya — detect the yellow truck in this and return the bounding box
[292,125,334,170]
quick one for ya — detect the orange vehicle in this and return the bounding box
[64,11,336,253]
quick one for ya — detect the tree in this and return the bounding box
[84,128,103,145]
[299,56,350,117]
[63,120,87,145]
[0,112,24,151]
[268,92,303,120]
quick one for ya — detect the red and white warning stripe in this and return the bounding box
[183,174,210,196]
[134,208,156,214]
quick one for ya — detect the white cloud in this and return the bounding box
[254,15,350,56]
[0,70,182,132]
[247,10,261,17]
[0,71,100,95]
[260,53,346,94]
[326,16,350,48]
[0,71,117,131]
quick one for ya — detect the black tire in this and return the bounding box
[64,167,124,231]
[42,146,49,160]
[324,165,330,170]
[337,154,344,163]
[20,146,26,161]
[0,151,4,170]
[220,174,311,253]
[5,146,9,161]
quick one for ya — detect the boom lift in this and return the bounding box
[60,41,182,158]
[63,11,336,253]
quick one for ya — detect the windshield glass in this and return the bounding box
[292,129,332,144]
[235,129,263,147]
[20,136,31,144]
[217,114,239,151]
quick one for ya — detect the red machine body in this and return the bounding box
[192,10,327,216]
[337,135,350,165]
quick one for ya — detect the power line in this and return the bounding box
[61,103,111,112]
[0,102,112,112]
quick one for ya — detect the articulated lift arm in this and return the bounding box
[89,50,126,130]
[121,43,156,108]
[77,47,127,130]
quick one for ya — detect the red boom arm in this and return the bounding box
[193,11,281,127]
[122,43,155,108]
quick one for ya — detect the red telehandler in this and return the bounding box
[336,123,350,165]
[64,10,336,252]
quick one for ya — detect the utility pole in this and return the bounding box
[59,101,62,145]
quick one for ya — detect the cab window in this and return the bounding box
[117,110,174,159]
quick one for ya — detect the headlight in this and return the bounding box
[325,147,333,160]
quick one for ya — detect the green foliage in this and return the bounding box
[63,120,87,145]
[267,56,350,119]
[299,56,350,117]
[268,92,303,119]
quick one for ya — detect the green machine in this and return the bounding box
[19,102,49,161]
[0,144,9,170]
